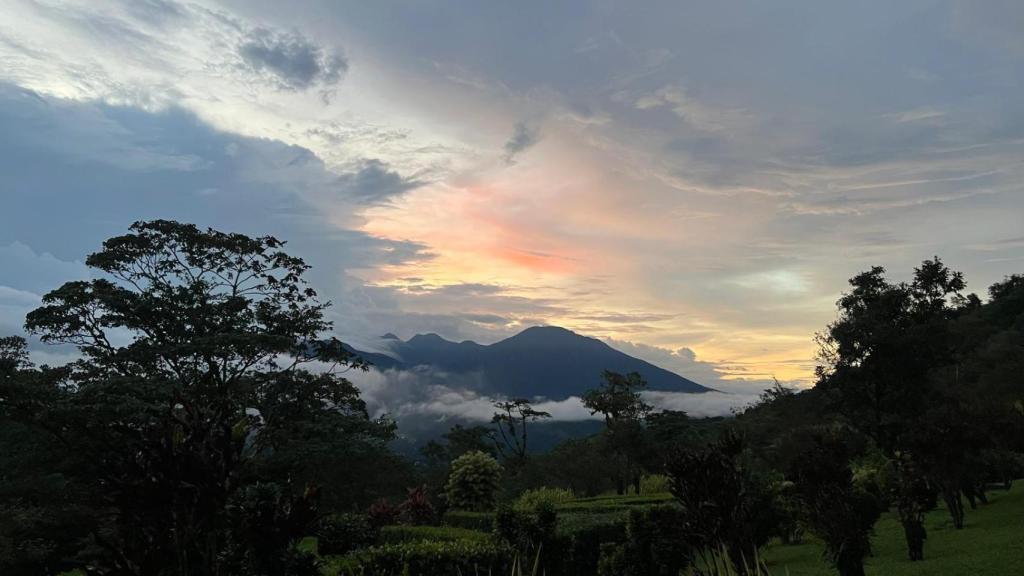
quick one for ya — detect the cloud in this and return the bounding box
[237,26,347,91]
[503,121,540,165]
[634,85,753,133]
[336,159,423,204]
[643,390,761,418]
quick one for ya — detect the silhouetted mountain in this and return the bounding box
[350,326,710,399]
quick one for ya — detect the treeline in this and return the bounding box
[1,221,1022,576]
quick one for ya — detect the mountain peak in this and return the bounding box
[497,325,604,348]
[380,333,400,340]
[407,333,450,345]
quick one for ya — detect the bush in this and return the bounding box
[640,474,672,495]
[367,499,399,528]
[378,525,491,545]
[620,505,691,576]
[335,540,513,575]
[441,510,494,531]
[494,502,558,560]
[317,513,379,556]
[445,451,502,512]
[398,486,436,526]
[555,513,628,576]
[515,487,574,510]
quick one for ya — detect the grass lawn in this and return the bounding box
[763,483,1024,575]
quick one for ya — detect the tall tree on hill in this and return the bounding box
[583,370,653,494]
[0,220,395,576]
[491,398,551,467]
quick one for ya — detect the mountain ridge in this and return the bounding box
[347,326,711,399]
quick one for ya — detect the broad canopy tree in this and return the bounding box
[583,370,653,495]
[0,220,395,576]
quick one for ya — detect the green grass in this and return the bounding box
[763,483,1024,575]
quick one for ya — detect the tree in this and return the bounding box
[2,220,395,575]
[491,398,550,465]
[787,431,881,576]
[0,338,97,574]
[815,258,976,557]
[445,451,502,511]
[583,370,653,494]
[665,432,776,572]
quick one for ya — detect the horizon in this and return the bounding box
[3,0,1024,395]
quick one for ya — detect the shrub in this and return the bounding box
[620,505,692,576]
[555,513,628,576]
[367,499,399,528]
[445,451,502,512]
[336,539,513,575]
[639,474,672,495]
[317,513,379,556]
[378,525,491,545]
[441,510,494,531]
[494,502,558,559]
[666,433,777,570]
[514,487,575,510]
[398,486,436,526]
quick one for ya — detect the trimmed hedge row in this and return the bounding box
[329,540,513,576]
[441,509,495,531]
[379,525,492,545]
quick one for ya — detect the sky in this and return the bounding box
[2,0,1023,403]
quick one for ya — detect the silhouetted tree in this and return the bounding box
[787,431,881,576]
[491,398,550,466]
[1,220,395,575]
[665,432,776,573]
[583,370,653,494]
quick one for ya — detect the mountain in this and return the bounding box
[349,326,711,398]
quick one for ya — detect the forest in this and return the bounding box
[1,220,1022,576]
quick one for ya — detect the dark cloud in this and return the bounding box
[238,27,347,90]
[0,83,434,342]
[336,159,423,204]
[503,120,540,165]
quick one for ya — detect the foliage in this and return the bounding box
[583,371,654,495]
[368,499,401,528]
[763,482,1024,576]
[317,513,379,556]
[618,505,693,576]
[494,501,558,566]
[492,398,552,466]
[666,432,777,571]
[514,487,575,510]
[378,525,491,545]
[639,474,672,495]
[0,221,397,575]
[441,510,495,532]
[332,539,513,576]
[445,450,503,511]
[398,486,437,526]
[787,431,882,576]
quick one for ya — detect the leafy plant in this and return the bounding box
[446,451,503,511]
[399,486,437,526]
[317,513,379,556]
[514,487,575,510]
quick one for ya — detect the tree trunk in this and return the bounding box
[837,552,866,576]
[901,518,926,561]
[942,489,965,529]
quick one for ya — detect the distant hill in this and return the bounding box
[347,326,711,399]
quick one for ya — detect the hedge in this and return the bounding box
[330,540,513,576]
[378,525,492,545]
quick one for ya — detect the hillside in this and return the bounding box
[349,326,711,398]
